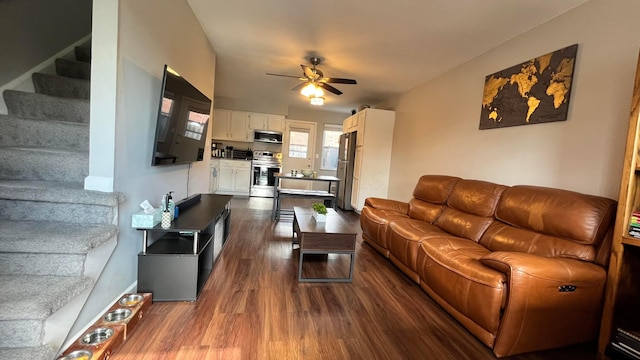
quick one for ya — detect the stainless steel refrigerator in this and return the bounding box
[337,132,356,210]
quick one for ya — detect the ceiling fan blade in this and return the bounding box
[301,65,315,79]
[323,77,357,85]
[266,73,303,79]
[291,82,307,91]
[318,82,343,95]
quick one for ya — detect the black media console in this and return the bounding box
[136,194,232,301]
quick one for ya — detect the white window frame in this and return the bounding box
[320,124,342,171]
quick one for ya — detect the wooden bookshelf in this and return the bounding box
[598,52,640,355]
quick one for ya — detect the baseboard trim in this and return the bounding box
[0,34,92,115]
[84,175,114,192]
[58,281,137,355]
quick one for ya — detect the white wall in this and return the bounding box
[78,0,216,328]
[0,0,92,86]
[380,0,640,201]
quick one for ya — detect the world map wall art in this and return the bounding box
[479,44,578,130]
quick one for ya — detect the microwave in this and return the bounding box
[254,130,282,144]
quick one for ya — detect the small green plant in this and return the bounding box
[312,203,327,215]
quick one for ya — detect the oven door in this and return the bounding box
[250,163,280,197]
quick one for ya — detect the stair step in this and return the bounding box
[0,180,123,207]
[75,45,91,63]
[0,181,121,224]
[0,346,55,360]
[0,275,93,348]
[33,73,90,100]
[3,90,89,123]
[55,58,91,80]
[0,220,118,254]
[0,115,89,151]
[0,147,88,182]
[0,220,118,276]
[0,253,85,276]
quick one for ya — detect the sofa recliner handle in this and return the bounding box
[559,285,577,292]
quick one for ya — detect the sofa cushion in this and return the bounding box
[408,175,460,220]
[435,180,507,242]
[387,218,454,282]
[481,185,617,261]
[361,206,409,257]
[416,237,506,335]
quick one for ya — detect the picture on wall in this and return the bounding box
[479,44,578,130]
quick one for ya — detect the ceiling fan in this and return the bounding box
[266,56,357,96]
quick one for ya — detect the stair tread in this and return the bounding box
[0,180,124,206]
[0,275,94,320]
[0,345,55,360]
[0,220,117,254]
[0,113,90,127]
[3,90,90,123]
[0,146,87,155]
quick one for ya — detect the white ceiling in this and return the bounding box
[187,0,589,114]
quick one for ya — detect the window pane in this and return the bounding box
[321,128,341,170]
[288,130,308,158]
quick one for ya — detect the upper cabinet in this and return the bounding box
[212,109,250,142]
[343,113,359,133]
[248,113,284,132]
[213,109,285,142]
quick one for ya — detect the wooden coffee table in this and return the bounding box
[292,206,357,282]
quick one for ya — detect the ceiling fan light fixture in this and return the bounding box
[300,83,317,97]
[309,96,325,106]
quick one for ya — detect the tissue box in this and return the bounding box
[131,208,162,228]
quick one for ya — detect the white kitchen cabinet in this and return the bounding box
[248,112,284,132]
[230,112,251,142]
[216,160,251,196]
[211,109,251,142]
[342,113,359,133]
[349,109,395,212]
[212,109,231,140]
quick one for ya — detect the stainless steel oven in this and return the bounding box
[250,151,281,198]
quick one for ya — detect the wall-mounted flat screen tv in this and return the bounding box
[151,65,212,166]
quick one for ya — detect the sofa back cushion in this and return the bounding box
[479,185,616,262]
[408,175,461,222]
[435,180,507,241]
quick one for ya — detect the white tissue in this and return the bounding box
[139,200,155,214]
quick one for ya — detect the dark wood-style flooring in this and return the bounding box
[110,197,609,360]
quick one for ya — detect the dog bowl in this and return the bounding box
[118,294,143,307]
[80,327,114,346]
[57,350,93,360]
[103,308,132,322]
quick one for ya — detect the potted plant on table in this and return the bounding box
[312,203,327,223]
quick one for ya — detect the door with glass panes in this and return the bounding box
[281,120,316,190]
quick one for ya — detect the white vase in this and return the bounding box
[312,212,326,223]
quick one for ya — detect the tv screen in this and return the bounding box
[151,65,212,166]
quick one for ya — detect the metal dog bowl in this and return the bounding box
[103,308,132,322]
[57,349,93,360]
[80,327,114,346]
[118,294,143,307]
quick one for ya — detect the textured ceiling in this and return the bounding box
[187,0,589,114]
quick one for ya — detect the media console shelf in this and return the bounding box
[136,194,232,301]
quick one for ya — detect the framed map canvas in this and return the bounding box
[479,44,578,130]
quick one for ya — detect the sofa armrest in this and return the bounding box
[364,197,409,214]
[479,251,607,357]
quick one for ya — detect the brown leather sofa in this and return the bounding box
[360,175,616,357]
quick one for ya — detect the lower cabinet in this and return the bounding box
[216,160,251,196]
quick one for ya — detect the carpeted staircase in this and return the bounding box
[0,43,122,359]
